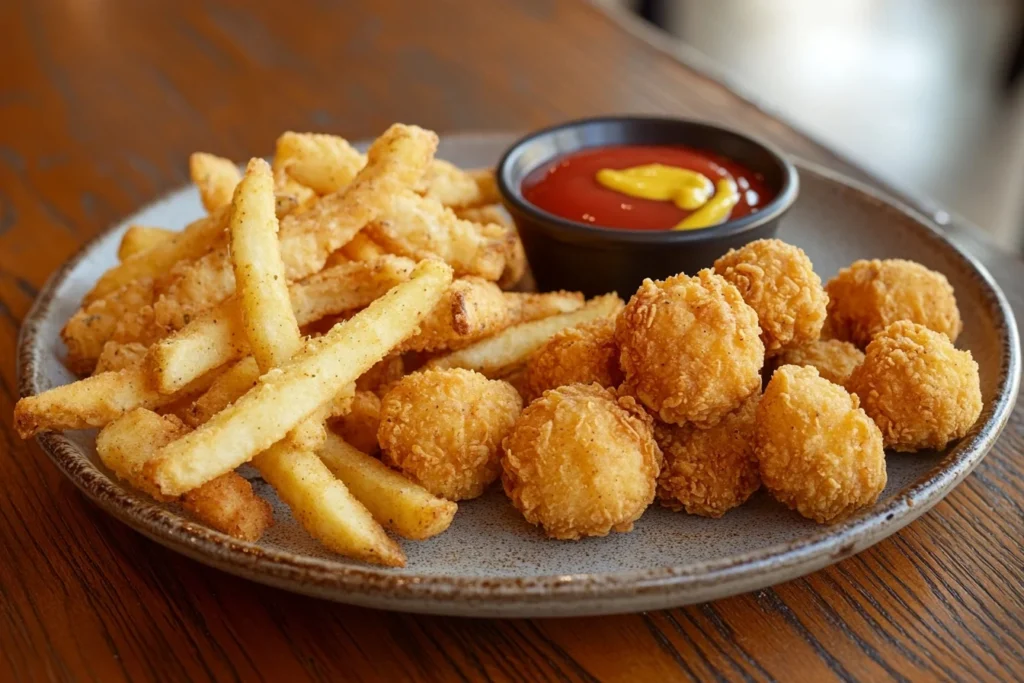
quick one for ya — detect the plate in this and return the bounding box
[18,133,1020,617]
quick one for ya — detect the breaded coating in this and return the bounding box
[181,470,275,542]
[714,239,827,356]
[331,390,382,454]
[501,384,661,540]
[825,258,962,347]
[356,355,405,396]
[522,318,622,401]
[756,365,886,524]
[379,368,523,500]
[655,393,761,518]
[847,321,982,452]
[616,270,764,427]
[775,339,864,388]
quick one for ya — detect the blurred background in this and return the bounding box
[602,0,1024,253]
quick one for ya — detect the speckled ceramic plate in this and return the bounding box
[18,133,1019,618]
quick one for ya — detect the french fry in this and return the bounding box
[367,190,507,280]
[274,132,366,195]
[255,440,405,566]
[319,433,457,540]
[417,161,498,209]
[184,357,261,427]
[191,152,242,213]
[341,232,388,261]
[97,408,273,540]
[149,256,416,394]
[505,290,585,322]
[144,260,453,496]
[117,225,174,261]
[14,363,220,437]
[400,276,508,352]
[152,124,438,331]
[84,207,227,305]
[424,294,623,377]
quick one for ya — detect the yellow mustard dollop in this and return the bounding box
[594,163,739,230]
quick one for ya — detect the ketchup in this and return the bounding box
[521,145,773,231]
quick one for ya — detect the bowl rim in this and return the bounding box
[16,139,1020,614]
[496,115,800,244]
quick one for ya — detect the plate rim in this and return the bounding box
[17,136,1020,612]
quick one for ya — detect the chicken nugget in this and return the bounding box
[501,384,661,539]
[521,317,622,401]
[379,368,522,500]
[825,259,962,347]
[655,393,761,518]
[756,365,886,524]
[714,239,827,356]
[774,339,864,388]
[847,320,982,452]
[616,269,764,427]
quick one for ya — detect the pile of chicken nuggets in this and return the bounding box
[14,123,984,566]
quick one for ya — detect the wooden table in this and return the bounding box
[2,1,1021,680]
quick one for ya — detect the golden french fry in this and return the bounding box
[367,190,507,280]
[319,433,457,540]
[230,158,302,369]
[254,440,405,566]
[190,152,242,213]
[14,363,220,437]
[274,132,367,195]
[84,207,227,305]
[400,277,508,352]
[417,161,498,209]
[145,260,453,496]
[424,294,623,377]
[341,232,388,261]
[454,204,513,230]
[505,290,585,322]
[117,225,174,261]
[97,408,273,540]
[149,256,416,394]
[184,357,261,427]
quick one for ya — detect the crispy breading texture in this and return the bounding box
[825,258,962,347]
[331,390,382,454]
[501,384,661,540]
[713,239,827,356]
[655,393,761,518]
[190,152,242,213]
[144,260,453,496]
[616,270,764,428]
[847,320,982,452]
[62,276,157,375]
[379,368,523,501]
[95,341,149,374]
[756,365,886,524]
[117,225,173,261]
[417,162,499,209]
[775,339,864,388]
[273,132,366,195]
[522,317,622,401]
[180,468,275,543]
[319,433,458,540]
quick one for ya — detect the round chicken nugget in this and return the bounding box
[522,317,622,401]
[379,368,522,501]
[502,384,661,539]
[714,239,827,356]
[616,269,764,427]
[756,365,886,524]
[774,339,864,388]
[847,321,982,452]
[825,259,962,347]
[655,393,761,518]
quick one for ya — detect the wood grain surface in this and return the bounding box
[1,0,1021,680]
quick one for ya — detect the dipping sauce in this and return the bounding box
[521,145,774,231]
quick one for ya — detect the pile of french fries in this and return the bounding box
[15,124,614,567]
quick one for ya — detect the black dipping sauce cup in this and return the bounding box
[496,116,799,298]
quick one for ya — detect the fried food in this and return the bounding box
[756,365,886,524]
[180,468,275,542]
[144,260,453,497]
[521,317,622,401]
[190,152,241,212]
[655,393,761,518]
[379,368,522,500]
[273,132,366,195]
[501,384,661,539]
[713,239,827,356]
[319,433,458,540]
[774,339,864,388]
[400,277,509,352]
[847,321,982,452]
[331,390,382,454]
[825,258,962,347]
[427,293,622,377]
[356,355,406,396]
[417,161,499,208]
[95,341,149,374]
[117,225,173,261]
[62,276,157,375]
[616,270,764,428]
